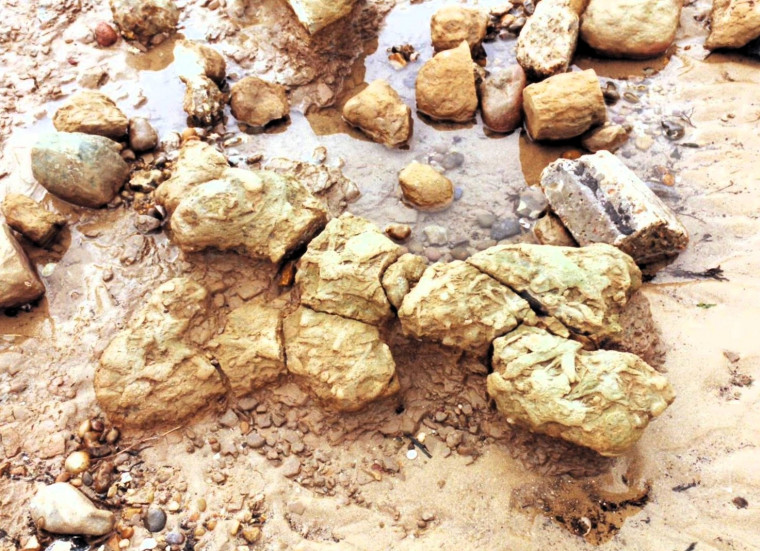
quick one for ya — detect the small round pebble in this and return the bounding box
[441,151,465,170]
[166,532,185,545]
[95,22,118,47]
[144,507,167,532]
[490,219,521,241]
[450,246,469,261]
[453,187,463,200]
[129,118,159,153]
[476,213,495,228]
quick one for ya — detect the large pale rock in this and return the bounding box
[540,151,689,264]
[381,253,428,309]
[110,0,180,42]
[155,140,229,214]
[209,304,286,397]
[468,243,641,341]
[0,224,45,309]
[283,307,399,412]
[416,41,478,123]
[398,261,531,352]
[488,326,675,456]
[285,0,357,34]
[181,75,226,126]
[1,194,66,247]
[478,65,526,133]
[297,213,403,325]
[523,69,606,141]
[516,0,579,80]
[430,5,488,52]
[171,168,328,264]
[174,39,226,83]
[398,162,454,212]
[31,132,130,208]
[581,0,681,59]
[30,483,115,536]
[95,278,226,427]
[710,0,760,50]
[342,80,412,147]
[53,92,128,139]
[230,77,290,128]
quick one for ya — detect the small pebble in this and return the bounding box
[385,223,412,242]
[287,501,306,515]
[241,527,261,544]
[166,532,185,545]
[476,213,495,228]
[64,451,90,475]
[95,22,118,47]
[441,151,464,170]
[144,508,167,532]
[281,456,301,478]
[490,219,520,241]
[453,187,463,200]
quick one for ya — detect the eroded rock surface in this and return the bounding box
[516,0,580,80]
[230,77,290,128]
[283,306,399,411]
[52,92,128,139]
[705,0,760,50]
[181,75,226,126]
[381,253,428,310]
[468,243,641,341]
[342,80,412,147]
[540,151,689,264]
[478,65,526,134]
[0,224,45,309]
[30,483,115,536]
[174,39,227,83]
[110,0,180,42]
[95,278,226,427]
[398,161,454,212]
[430,5,488,53]
[416,41,478,123]
[1,194,66,247]
[581,123,629,153]
[488,326,675,456]
[285,0,357,34]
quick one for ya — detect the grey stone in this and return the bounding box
[490,218,520,241]
[516,188,548,219]
[129,118,158,152]
[144,508,167,532]
[423,225,448,246]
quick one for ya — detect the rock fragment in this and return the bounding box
[128,118,159,152]
[468,243,641,340]
[170,168,328,263]
[230,77,290,128]
[581,123,629,153]
[285,0,357,34]
[53,92,129,139]
[31,132,130,208]
[30,483,115,536]
[209,303,286,397]
[416,41,478,123]
[381,253,428,309]
[706,0,760,50]
[539,151,689,264]
[0,224,45,309]
[110,0,180,42]
[181,75,226,126]
[488,325,675,456]
[581,0,681,58]
[174,40,226,83]
[533,213,577,247]
[296,213,403,325]
[1,194,66,247]
[430,5,488,53]
[478,65,526,134]
[95,278,227,427]
[398,261,531,352]
[522,69,606,141]
[398,162,454,212]
[283,306,399,412]
[516,0,580,80]
[342,80,412,147]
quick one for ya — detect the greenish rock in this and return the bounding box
[31,132,129,208]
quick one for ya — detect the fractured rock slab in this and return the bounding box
[381,253,428,310]
[540,150,689,264]
[516,0,580,80]
[0,224,45,309]
[53,91,129,139]
[285,0,357,34]
[1,194,66,247]
[488,325,675,456]
[416,41,478,123]
[283,306,399,412]
[342,80,413,147]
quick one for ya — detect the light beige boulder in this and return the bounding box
[516,0,580,80]
[523,69,606,141]
[0,224,45,309]
[478,65,526,134]
[342,80,412,147]
[170,168,328,264]
[1,194,66,247]
[398,162,454,212]
[180,74,226,126]
[209,303,286,397]
[581,0,681,58]
[53,91,128,139]
[283,306,399,412]
[488,325,675,456]
[285,0,357,34]
[705,0,760,50]
[95,278,227,428]
[297,213,403,325]
[174,39,226,83]
[110,0,179,42]
[230,77,290,128]
[468,243,641,341]
[430,5,489,52]
[381,253,428,309]
[30,483,115,536]
[398,261,531,352]
[581,123,629,153]
[416,41,478,123]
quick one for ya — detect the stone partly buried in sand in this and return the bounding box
[1,194,66,247]
[342,80,412,147]
[170,168,328,264]
[581,0,681,59]
[516,0,581,80]
[416,41,478,123]
[581,123,629,153]
[230,77,290,128]
[109,0,180,42]
[52,91,128,139]
[283,306,399,412]
[95,278,227,427]
[398,161,454,212]
[0,224,46,309]
[488,326,675,457]
[31,132,130,208]
[430,5,488,53]
[285,0,357,34]
[523,69,606,141]
[297,213,403,325]
[478,65,526,134]
[705,0,760,50]
[30,483,115,536]
[540,151,689,265]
